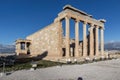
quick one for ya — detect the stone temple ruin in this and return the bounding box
[16,5,106,62]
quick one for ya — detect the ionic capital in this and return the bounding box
[95,25,99,29]
[90,23,94,27]
[75,18,80,22]
[83,21,87,25]
[100,27,105,30]
[65,15,71,19]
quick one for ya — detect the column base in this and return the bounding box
[89,55,95,59]
[100,56,105,59]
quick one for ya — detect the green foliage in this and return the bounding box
[0,62,31,72]
[37,60,62,68]
[0,57,118,72]
[0,60,62,72]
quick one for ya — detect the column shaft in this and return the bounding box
[65,16,70,58]
[25,42,27,50]
[95,27,99,56]
[75,20,79,57]
[83,22,87,57]
[89,24,94,57]
[100,28,104,56]
[16,43,20,55]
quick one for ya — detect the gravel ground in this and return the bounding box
[0,59,120,80]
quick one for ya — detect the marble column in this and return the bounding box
[65,16,70,58]
[70,47,73,57]
[16,42,20,55]
[25,42,27,54]
[95,26,99,56]
[25,42,27,50]
[89,24,94,58]
[83,21,87,57]
[75,19,79,57]
[100,28,104,56]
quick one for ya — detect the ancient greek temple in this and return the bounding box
[16,5,106,61]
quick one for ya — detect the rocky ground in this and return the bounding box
[0,59,120,80]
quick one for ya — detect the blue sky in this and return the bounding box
[0,0,120,45]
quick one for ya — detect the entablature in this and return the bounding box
[54,5,106,29]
